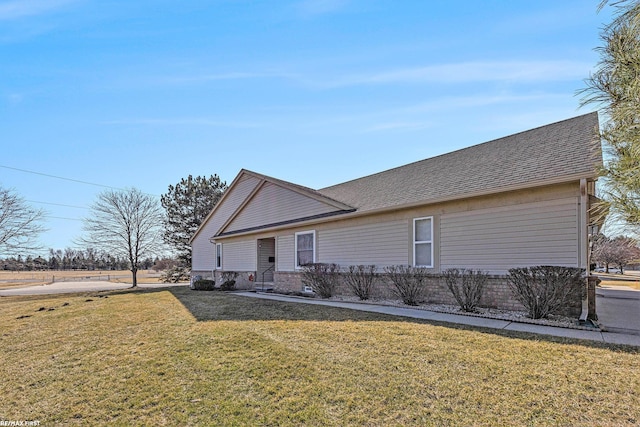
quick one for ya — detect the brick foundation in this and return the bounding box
[271,271,582,317]
[191,270,257,290]
[273,271,305,293]
[195,269,582,317]
[191,270,215,281]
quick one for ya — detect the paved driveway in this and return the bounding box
[596,285,640,335]
[0,281,189,296]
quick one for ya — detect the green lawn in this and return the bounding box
[1,287,639,426]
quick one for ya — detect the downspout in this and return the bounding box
[579,178,597,322]
[208,237,216,283]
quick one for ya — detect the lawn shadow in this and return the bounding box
[156,286,640,354]
[14,285,635,354]
[167,286,392,322]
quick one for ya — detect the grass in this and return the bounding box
[0,269,165,289]
[596,271,640,290]
[599,279,640,290]
[1,288,639,426]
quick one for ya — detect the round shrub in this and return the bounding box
[192,279,216,291]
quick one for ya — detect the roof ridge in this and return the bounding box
[241,168,356,210]
[242,169,318,193]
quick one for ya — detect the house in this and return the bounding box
[190,112,603,313]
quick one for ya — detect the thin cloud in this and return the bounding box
[6,93,24,103]
[494,5,592,35]
[318,60,593,88]
[361,121,433,133]
[0,0,78,20]
[161,71,300,85]
[294,0,349,17]
[156,60,590,91]
[100,93,572,136]
[100,117,264,128]
[401,92,569,113]
[306,92,570,133]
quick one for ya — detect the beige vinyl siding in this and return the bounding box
[277,235,295,272]
[225,182,341,233]
[318,220,408,267]
[222,240,256,271]
[440,197,579,274]
[191,174,261,271]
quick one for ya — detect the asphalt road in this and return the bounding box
[0,281,189,296]
[596,285,640,335]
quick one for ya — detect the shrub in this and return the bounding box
[344,265,378,300]
[384,265,430,306]
[220,271,239,291]
[443,269,488,312]
[507,266,585,319]
[192,279,215,291]
[162,266,190,283]
[301,263,340,298]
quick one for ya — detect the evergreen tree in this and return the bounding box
[160,175,227,266]
[581,0,640,232]
[48,249,60,270]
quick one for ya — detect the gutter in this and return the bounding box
[210,173,596,241]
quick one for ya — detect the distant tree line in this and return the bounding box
[0,248,160,272]
[1,174,226,285]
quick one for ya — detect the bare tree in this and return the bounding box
[610,236,640,273]
[593,234,640,273]
[80,188,164,287]
[0,186,46,256]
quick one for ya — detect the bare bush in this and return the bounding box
[192,279,215,291]
[344,265,378,300]
[443,268,488,312]
[221,271,239,290]
[153,257,178,272]
[161,265,190,283]
[301,263,340,298]
[507,266,584,319]
[384,265,430,306]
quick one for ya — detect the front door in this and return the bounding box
[257,238,276,282]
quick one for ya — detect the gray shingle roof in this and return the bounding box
[318,112,602,212]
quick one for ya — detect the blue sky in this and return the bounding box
[1,0,612,253]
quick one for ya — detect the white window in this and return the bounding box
[215,243,222,270]
[295,231,315,268]
[413,217,433,267]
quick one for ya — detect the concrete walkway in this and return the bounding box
[237,292,640,347]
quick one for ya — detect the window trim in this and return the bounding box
[413,217,433,268]
[294,230,316,269]
[215,243,222,270]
